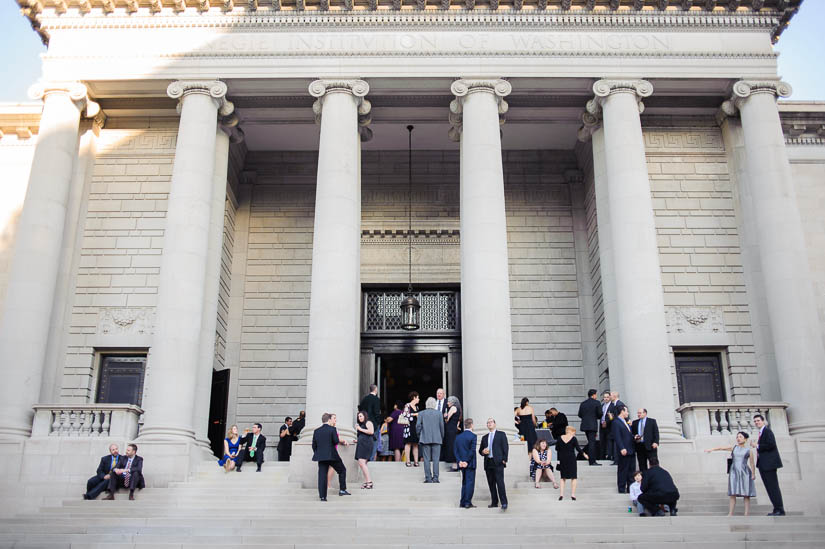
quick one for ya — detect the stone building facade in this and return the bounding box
[1,0,823,494]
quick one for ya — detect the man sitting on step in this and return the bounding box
[83,443,119,500]
[238,422,266,472]
[104,443,144,501]
[637,458,679,517]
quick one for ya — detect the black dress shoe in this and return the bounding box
[433,479,440,483]
[339,490,351,496]
[768,510,786,516]
[423,480,432,483]
[320,497,327,502]
[670,509,678,516]
[82,494,89,500]
[256,468,261,472]
[501,504,508,511]
[488,503,498,508]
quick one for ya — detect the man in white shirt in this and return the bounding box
[435,388,447,417]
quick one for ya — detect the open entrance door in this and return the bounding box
[377,353,461,411]
[208,369,230,458]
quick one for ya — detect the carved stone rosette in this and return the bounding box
[448,78,511,142]
[167,80,234,118]
[309,79,372,142]
[718,80,793,121]
[578,79,652,142]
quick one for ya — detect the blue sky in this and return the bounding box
[0,1,822,102]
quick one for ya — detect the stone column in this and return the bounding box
[303,79,370,437]
[192,120,239,446]
[139,81,233,440]
[449,79,516,434]
[722,81,825,437]
[0,82,88,438]
[586,80,679,438]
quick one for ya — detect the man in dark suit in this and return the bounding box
[292,410,306,437]
[238,422,266,472]
[479,417,509,511]
[454,417,477,509]
[752,414,785,516]
[83,443,119,500]
[611,406,635,494]
[631,408,659,473]
[277,416,294,462]
[103,443,144,501]
[638,458,679,516]
[577,389,602,466]
[359,384,382,461]
[548,408,568,440]
[599,391,612,460]
[312,413,352,501]
[606,391,627,465]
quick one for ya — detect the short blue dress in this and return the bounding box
[218,437,242,466]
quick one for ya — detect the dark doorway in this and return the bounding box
[96,354,146,406]
[675,353,726,404]
[208,369,230,458]
[378,353,444,413]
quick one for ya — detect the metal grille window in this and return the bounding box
[364,291,459,332]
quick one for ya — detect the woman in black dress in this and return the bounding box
[355,411,374,489]
[403,392,420,467]
[515,397,538,454]
[556,425,588,500]
[443,396,461,472]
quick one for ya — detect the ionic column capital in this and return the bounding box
[448,78,511,142]
[167,80,234,118]
[308,79,372,141]
[718,80,793,122]
[28,81,91,114]
[587,79,652,117]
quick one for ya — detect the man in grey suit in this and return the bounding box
[417,396,445,483]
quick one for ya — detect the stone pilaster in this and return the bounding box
[139,80,232,440]
[721,80,825,438]
[450,78,516,433]
[0,82,89,438]
[585,79,680,438]
[303,79,370,437]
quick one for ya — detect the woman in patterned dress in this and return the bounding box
[530,438,558,489]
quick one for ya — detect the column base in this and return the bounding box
[137,425,197,441]
[789,421,825,439]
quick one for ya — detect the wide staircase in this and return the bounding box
[1,458,822,548]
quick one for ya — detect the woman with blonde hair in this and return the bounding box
[218,424,243,472]
[555,425,588,500]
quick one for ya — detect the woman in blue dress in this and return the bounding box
[218,424,243,472]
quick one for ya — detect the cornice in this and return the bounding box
[20,0,803,45]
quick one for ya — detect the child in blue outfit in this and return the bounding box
[629,471,644,514]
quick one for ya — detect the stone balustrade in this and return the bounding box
[31,404,143,439]
[676,402,789,440]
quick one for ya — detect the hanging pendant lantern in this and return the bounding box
[400,124,420,331]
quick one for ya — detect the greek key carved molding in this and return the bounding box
[167,80,234,117]
[448,78,511,142]
[96,130,178,153]
[643,129,724,153]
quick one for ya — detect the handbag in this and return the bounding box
[726,450,734,474]
[397,407,410,425]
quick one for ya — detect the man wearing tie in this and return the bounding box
[611,406,635,494]
[453,418,478,509]
[238,422,267,472]
[599,391,612,461]
[104,443,144,500]
[752,414,785,516]
[631,408,659,473]
[479,417,509,511]
[83,443,119,500]
[312,413,352,501]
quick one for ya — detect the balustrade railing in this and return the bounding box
[31,404,143,439]
[676,402,789,439]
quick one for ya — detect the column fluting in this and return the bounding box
[0,82,88,438]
